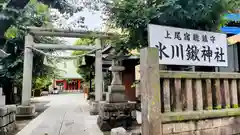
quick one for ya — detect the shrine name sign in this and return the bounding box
[148,24,228,67]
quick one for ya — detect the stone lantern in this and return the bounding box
[97,50,137,131]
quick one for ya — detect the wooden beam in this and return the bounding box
[162,108,240,123]
[159,71,240,79]
[33,43,98,50]
[185,79,193,111]
[195,79,203,111]
[205,79,213,110]
[28,27,117,39]
[174,79,182,112]
[163,79,171,112]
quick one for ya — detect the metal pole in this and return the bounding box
[21,34,34,105]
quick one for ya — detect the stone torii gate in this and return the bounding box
[17,27,115,117]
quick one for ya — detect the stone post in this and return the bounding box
[17,34,35,118]
[22,34,33,106]
[140,47,162,135]
[95,38,103,102]
[90,38,103,115]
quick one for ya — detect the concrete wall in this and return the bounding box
[0,105,17,134]
[163,116,240,135]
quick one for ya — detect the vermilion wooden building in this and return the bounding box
[54,79,82,91]
[52,58,83,92]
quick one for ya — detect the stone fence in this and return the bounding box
[0,105,17,135]
[160,71,240,135]
[140,48,240,135]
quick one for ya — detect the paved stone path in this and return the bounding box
[16,93,103,135]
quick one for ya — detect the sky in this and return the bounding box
[60,9,104,56]
[68,9,104,31]
[51,1,105,78]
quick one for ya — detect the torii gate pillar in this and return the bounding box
[95,38,103,102]
[22,34,34,105]
[17,34,35,118]
[90,38,103,115]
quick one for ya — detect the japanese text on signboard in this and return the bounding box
[148,24,228,66]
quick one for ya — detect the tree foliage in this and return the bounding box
[0,0,62,103]
[104,0,240,50]
[0,0,102,37]
[0,0,103,104]
[72,38,95,83]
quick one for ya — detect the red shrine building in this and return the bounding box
[53,78,82,91]
[51,58,83,92]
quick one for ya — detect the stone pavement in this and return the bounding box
[16,93,103,135]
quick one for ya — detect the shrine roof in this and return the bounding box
[228,34,240,45]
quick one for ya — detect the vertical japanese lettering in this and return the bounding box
[165,30,171,39]
[174,32,181,40]
[193,34,200,42]
[201,46,212,62]
[214,47,225,62]
[184,32,190,41]
[171,44,184,60]
[202,35,208,42]
[186,45,200,61]
[155,42,169,59]
[210,36,216,43]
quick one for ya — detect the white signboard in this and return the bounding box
[148,24,228,67]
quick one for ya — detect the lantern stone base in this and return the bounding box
[16,105,36,119]
[90,101,99,115]
[97,102,137,131]
[106,92,127,103]
[106,85,127,103]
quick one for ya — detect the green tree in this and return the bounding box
[72,38,95,91]
[104,0,240,51]
[0,0,104,37]
[0,0,61,104]
[0,0,103,104]
[72,38,95,56]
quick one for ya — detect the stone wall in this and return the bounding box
[163,116,240,135]
[0,105,17,135]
